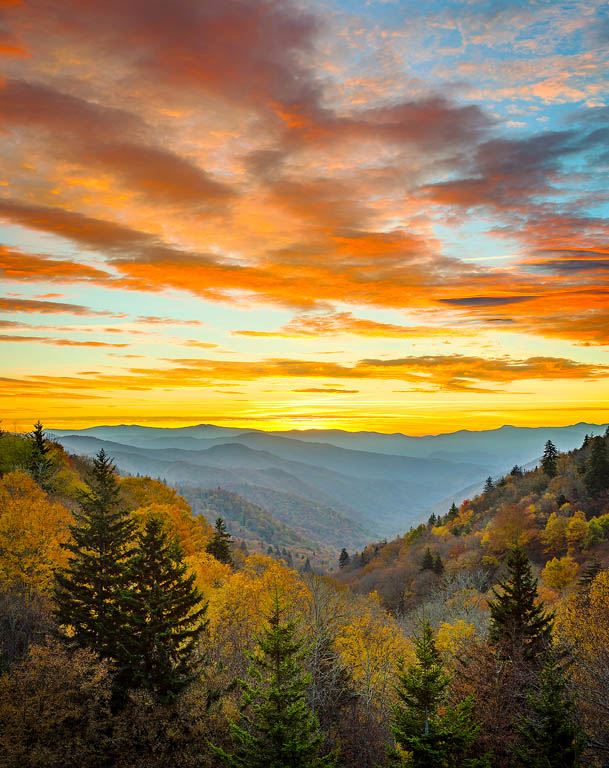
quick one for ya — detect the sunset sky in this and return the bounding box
[1,0,609,434]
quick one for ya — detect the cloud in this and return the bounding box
[0,79,234,207]
[0,296,120,316]
[440,295,538,307]
[292,387,359,393]
[0,334,129,347]
[234,311,461,338]
[0,244,112,283]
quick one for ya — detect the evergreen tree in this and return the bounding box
[388,619,490,768]
[577,555,602,594]
[420,547,434,571]
[206,517,233,565]
[338,548,350,569]
[582,434,590,448]
[585,437,609,496]
[432,553,444,576]
[303,557,313,574]
[447,503,459,520]
[117,515,208,703]
[28,420,53,487]
[512,654,585,767]
[483,476,494,493]
[54,449,135,660]
[541,440,558,478]
[211,589,336,768]
[488,546,553,661]
[511,465,523,477]
[428,513,437,527]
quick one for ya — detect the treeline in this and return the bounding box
[0,425,607,766]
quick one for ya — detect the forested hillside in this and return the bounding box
[0,424,607,767]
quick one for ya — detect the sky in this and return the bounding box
[1,0,608,434]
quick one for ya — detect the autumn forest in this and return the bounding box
[0,422,608,767]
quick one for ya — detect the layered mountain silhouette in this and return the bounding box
[50,422,607,553]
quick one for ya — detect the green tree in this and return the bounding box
[28,420,53,488]
[420,548,434,572]
[388,619,490,768]
[585,437,609,496]
[488,546,553,661]
[338,548,350,569]
[54,449,135,660]
[432,553,444,576]
[483,476,494,494]
[541,440,558,478]
[205,517,233,565]
[447,503,458,521]
[211,589,335,768]
[117,515,208,703]
[512,654,585,767]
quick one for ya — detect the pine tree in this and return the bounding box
[54,449,135,660]
[388,619,490,768]
[206,517,233,565]
[484,476,494,493]
[577,555,602,594]
[117,515,208,703]
[585,437,609,496]
[303,557,313,574]
[541,440,558,478]
[28,420,53,488]
[512,653,585,767]
[511,465,523,477]
[420,547,434,571]
[447,502,458,520]
[338,548,350,568]
[211,589,336,768]
[432,553,444,576]
[488,546,553,661]
[428,513,437,527]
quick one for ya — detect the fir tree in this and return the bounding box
[338,548,350,568]
[577,555,602,594]
[211,589,336,768]
[303,557,313,574]
[511,465,523,477]
[432,553,444,576]
[585,437,609,496]
[117,515,208,703]
[447,502,459,520]
[512,653,585,767]
[420,547,434,571]
[206,517,233,565]
[388,619,490,768]
[428,513,437,527]
[541,440,558,478]
[28,420,53,488]
[488,546,553,661]
[483,476,494,493]
[582,434,590,448]
[54,449,135,660]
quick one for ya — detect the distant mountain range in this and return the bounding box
[50,422,607,553]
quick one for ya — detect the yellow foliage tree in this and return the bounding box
[481,504,536,553]
[541,512,569,555]
[566,510,587,554]
[541,555,578,591]
[131,503,211,557]
[334,591,413,715]
[436,619,475,656]
[0,471,72,591]
[554,571,609,760]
